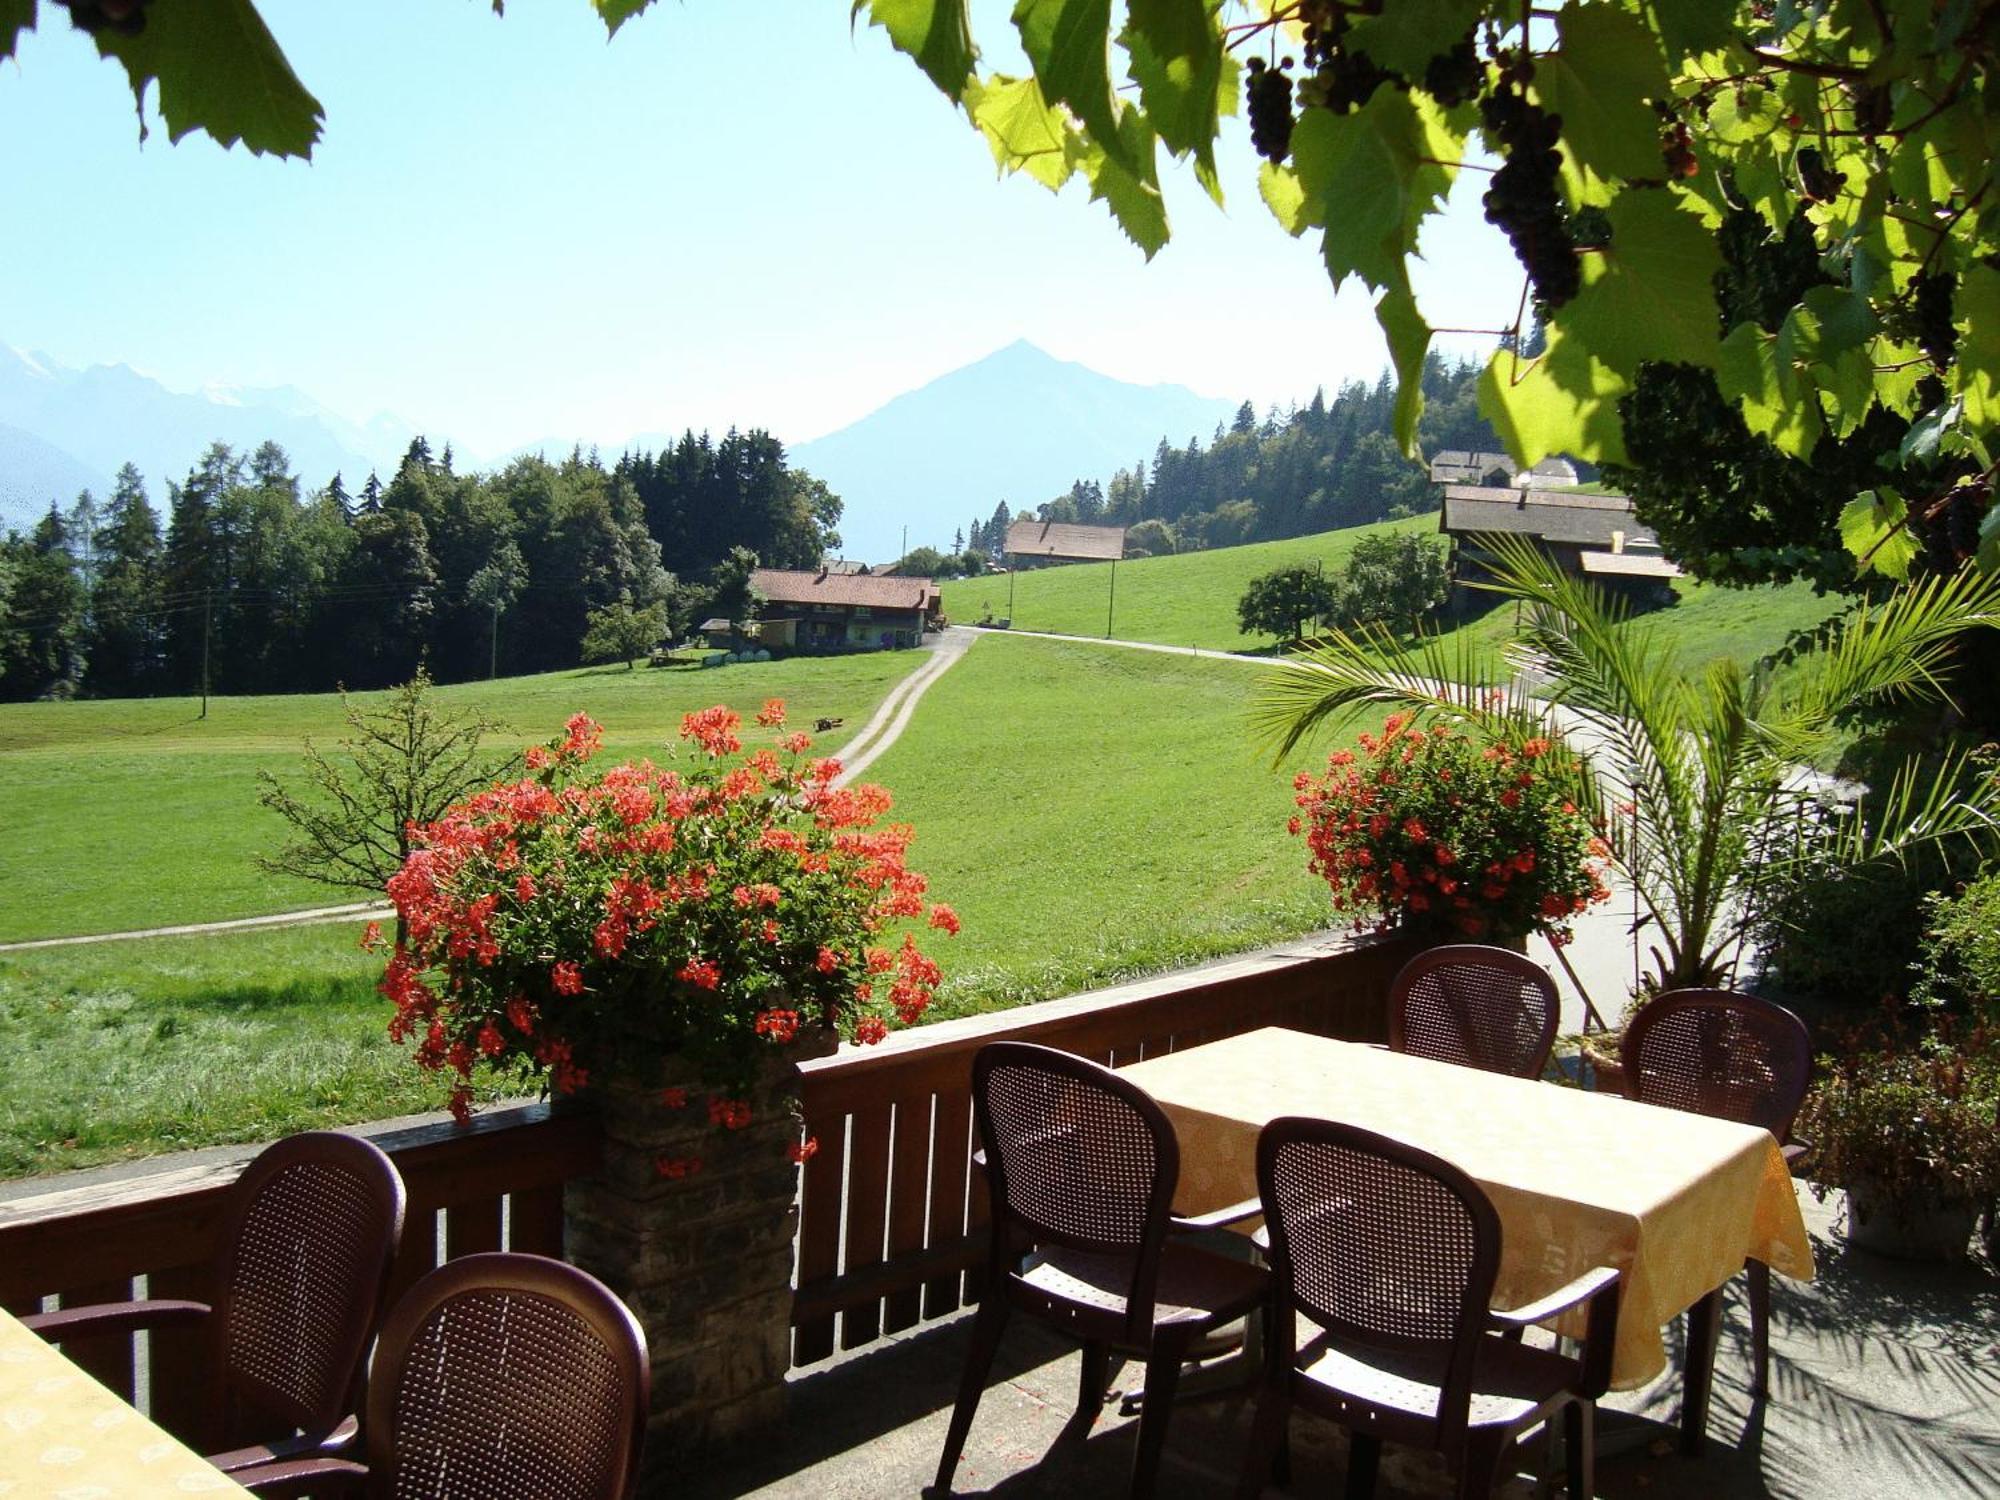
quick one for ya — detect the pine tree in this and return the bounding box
[88,464,165,693]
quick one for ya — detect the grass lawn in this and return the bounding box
[0,653,923,942]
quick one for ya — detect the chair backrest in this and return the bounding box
[211,1131,407,1444]
[1257,1117,1500,1448]
[1389,945,1560,1079]
[363,1253,651,1500]
[972,1042,1178,1331]
[1621,989,1813,1141]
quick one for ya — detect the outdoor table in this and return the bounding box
[0,1307,249,1495]
[1120,1027,1815,1448]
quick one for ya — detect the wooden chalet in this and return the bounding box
[1440,485,1680,605]
[751,567,941,652]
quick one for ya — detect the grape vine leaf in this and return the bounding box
[592,0,656,35]
[1081,108,1170,257]
[1716,321,1822,457]
[0,0,33,62]
[1259,162,1308,236]
[1557,190,1723,377]
[1013,0,1126,168]
[1978,500,2000,575]
[1121,0,1227,185]
[1345,0,1484,79]
[855,0,978,102]
[1954,265,2000,426]
[90,0,322,157]
[1637,0,1738,63]
[1292,89,1455,295]
[1377,288,1432,455]
[964,73,1083,191]
[1531,5,1672,186]
[1477,326,1631,467]
[1838,489,1918,580]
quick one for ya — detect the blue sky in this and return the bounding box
[0,1,1519,461]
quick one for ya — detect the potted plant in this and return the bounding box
[1795,1017,2000,1261]
[1288,711,1612,947]
[374,698,958,1456]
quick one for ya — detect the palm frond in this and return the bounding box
[1782,568,2000,730]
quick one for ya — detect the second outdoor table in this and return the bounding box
[1119,1026,1814,1391]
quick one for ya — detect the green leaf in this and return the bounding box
[1898,397,1962,467]
[1717,321,1822,457]
[856,0,978,101]
[963,72,1083,190]
[1013,0,1122,159]
[1638,0,1738,62]
[1121,0,1226,180]
[1954,264,2000,425]
[1344,0,1484,78]
[1977,499,2000,575]
[592,0,656,36]
[1258,161,1308,236]
[1,0,34,62]
[1705,82,1780,146]
[1377,289,1432,455]
[1293,88,1455,295]
[1557,189,1723,376]
[1839,489,1918,580]
[1080,107,1169,257]
[1532,5,1671,184]
[91,0,322,157]
[1477,325,1631,467]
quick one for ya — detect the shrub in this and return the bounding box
[377,700,957,1128]
[1912,870,2000,1024]
[1289,713,1610,944]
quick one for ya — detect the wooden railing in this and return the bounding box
[0,1102,599,1441]
[788,928,1412,1364]
[0,927,1409,1407]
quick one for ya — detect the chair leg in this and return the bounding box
[1234,1382,1290,1500]
[1681,1286,1725,1455]
[1345,1432,1381,1500]
[1453,1434,1503,1500]
[1564,1401,1595,1500]
[1128,1336,1187,1500]
[1747,1259,1773,1400]
[932,1292,1012,1494]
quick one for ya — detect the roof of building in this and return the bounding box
[1003,520,1127,561]
[1440,486,1660,550]
[751,568,935,610]
[822,559,871,575]
[1428,450,1515,484]
[1577,550,1683,579]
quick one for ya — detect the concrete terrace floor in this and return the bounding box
[689,1190,1998,1500]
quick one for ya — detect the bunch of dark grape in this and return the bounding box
[1298,8,1396,115]
[54,0,149,36]
[1910,271,1958,369]
[1920,483,1988,569]
[1660,118,1698,179]
[1796,147,1845,203]
[1245,57,1297,163]
[1480,73,1582,307]
[1422,36,1484,109]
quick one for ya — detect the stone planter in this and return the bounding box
[565,1027,837,1473]
[1579,1032,1625,1095]
[1841,1178,1981,1261]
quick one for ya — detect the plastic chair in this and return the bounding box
[24,1130,405,1472]
[1238,1118,1620,1500]
[933,1042,1269,1499]
[235,1253,650,1499]
[1621,988,1812,1399]
[1388,945,1561,1079]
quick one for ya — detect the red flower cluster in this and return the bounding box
[1291,715,1609,944]
[379,700,958,1144]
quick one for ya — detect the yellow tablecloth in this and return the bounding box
[0,1309,246,1495]
[1121,1028,1814,1390]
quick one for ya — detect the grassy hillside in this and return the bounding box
[942,515,1848,672]
[0,653,923,942]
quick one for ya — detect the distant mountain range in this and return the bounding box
[793,341,1238,560]
[0,340,1240,560]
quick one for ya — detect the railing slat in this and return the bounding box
[445,1197,503,1260]
[790,1105,846,1365]
[56,1276,137,1403]
[145,1261,215,1446]
[507,1185,566,1257]
[881,1099,932,1334]
[839,1104,893,1350]
[920,1088,973,1320]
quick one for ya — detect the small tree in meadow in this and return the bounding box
[581,599,668,668]
[1238,564,1337,645]
[1331,533,1450,630]
[257,670,509,942]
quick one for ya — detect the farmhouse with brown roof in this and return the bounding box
[749,567,940,652]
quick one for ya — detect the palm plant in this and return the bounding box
[1255,536,2000,996]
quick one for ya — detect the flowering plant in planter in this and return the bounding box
[1290,712,1610,945]
[375,700,957,1138]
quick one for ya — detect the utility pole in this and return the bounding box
[199,587,212,720]
[490,603,500,681]
[900,524,907,563]
[1106,556,1117,639]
